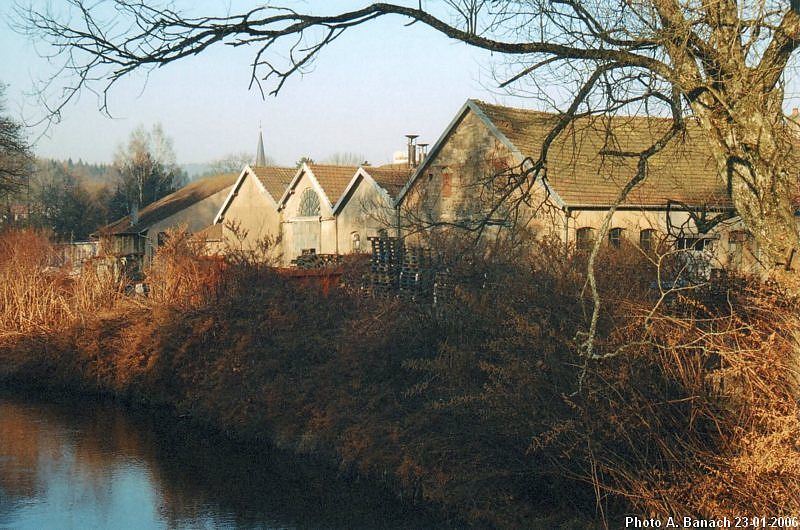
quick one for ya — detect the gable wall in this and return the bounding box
[281,170,336,264]
[399,109,557,246]
[144,185,233,258]
[215,173,282,261]
[336,176,395,254]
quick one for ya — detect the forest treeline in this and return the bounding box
[1,123,189,240]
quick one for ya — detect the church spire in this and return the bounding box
[255,127,267,167]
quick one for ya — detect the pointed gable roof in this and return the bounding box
[331,164,413,214]
[365,165,414,199]
[397,99,731,210]
[251,166,296,202]
[279,163,359,211]
[214,165,297,224]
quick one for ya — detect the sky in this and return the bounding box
[0,0,522,167]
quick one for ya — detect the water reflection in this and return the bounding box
[0,390,454,529]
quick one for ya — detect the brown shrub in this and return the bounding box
[2,227,799,527]
[0,229,122,336]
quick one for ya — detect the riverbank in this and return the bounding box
[3,229,799,527]
[0,267,598,529]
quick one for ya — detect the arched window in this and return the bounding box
[298,188,320,217]
[575,227,595,252]
[608,227,624,248]
[351,232,361,253]
[639,229,657,252]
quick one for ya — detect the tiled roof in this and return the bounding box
[472,100,731,208]
[365,165,414,199]
[251,166,296,202]
[100,173,237,235]
[307,164,359,206]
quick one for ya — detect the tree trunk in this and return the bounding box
[689,92,800,278]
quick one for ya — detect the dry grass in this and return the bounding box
[1,227,800,526]
[0,229,122,337]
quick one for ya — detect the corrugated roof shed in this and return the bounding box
[471,100,731,208]
[100,172,237,235]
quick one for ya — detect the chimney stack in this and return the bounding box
[792,108,799,118]
[406,134,419,168]
[417,143,429,164]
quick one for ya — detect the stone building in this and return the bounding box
[213,164,296,260]
[97,172,237,274]
[212,159,412,264]
[396,99,762,274]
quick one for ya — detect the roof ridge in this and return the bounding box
[472,99,680,123]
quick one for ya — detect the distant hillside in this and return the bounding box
[36,158,118,186]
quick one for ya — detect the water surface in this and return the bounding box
[0,390,453,529]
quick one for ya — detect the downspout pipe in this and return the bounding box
[563,207,571,257]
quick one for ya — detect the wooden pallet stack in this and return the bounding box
[433,270,454,305]
[399,246,433,298]
[368,236,404,294]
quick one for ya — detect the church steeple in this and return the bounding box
[255,128,267,167]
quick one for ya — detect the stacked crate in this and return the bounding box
[369,236,403,294]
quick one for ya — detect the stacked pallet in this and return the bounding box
[292,253,342,269]
[399,246,433,298]
[368,236,404,294]
[433,270,454,305]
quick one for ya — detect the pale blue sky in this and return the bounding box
[4,2,800,168]
[0,1,523,166]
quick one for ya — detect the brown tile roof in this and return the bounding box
[251,166,296,202]
[100,173,237,235]
[472,100,731,208]
[365,165,414,199]
[307,164,359,205]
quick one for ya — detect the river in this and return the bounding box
[0,390,456,529]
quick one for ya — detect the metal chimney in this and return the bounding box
[417,143,429,164]
[406,134,419,168]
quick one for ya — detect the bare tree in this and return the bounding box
[208,151,271,175]
[323,152,366,166]
[16,1,800,277]
[0,83,32,196]
[111,123,185,218]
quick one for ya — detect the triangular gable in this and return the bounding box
[332,167,394,215]
[393,99,567,209]
[278,163,355,213]
[214,165,298,224]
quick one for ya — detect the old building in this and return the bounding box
[331,164,412,254]
[277,163,359,263]
[213,164,296,259]
[213,157,412,264]
[97,172,237,274]
[396,99,761,274]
